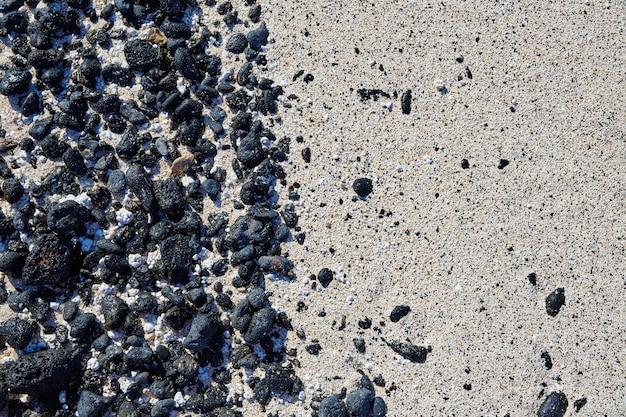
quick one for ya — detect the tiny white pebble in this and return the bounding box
[128,254,142,268]
[346,295,354,304]
[116,208,134,226]
[434,79,445,90]
[86,357,100,370]
[174,391,186,407]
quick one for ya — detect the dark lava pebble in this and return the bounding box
[183,312,220,352]
[244,307,275,344]
[319,394,348,417]
[401,90,412,114]
[1,317,34,350]
[47,200,90,235]
[0,66,32,96]
[352,177,373,198]
[246,24,269,50]
[226,33,248,54]
[498,159,510,169]
[346,388,374,417]
[389,305,411,322]
[0,348,79,394]
[317,267,334,288]
[545,287,565,317]
[124,39,162,72]
[538,391,568,417]
[77,390,112,417]
[22,234,73,286]
[387,340,429,363]
[541,351,552,370]
[353,337,366,353]
[373,397,387,417]
[573,397,587,412]
[2,177,24,203]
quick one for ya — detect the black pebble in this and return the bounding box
[305,342,322,355]
[353,337,366,353]
[497,159,510,169]
[101,295,129,330]
[0,67,32,96]
[63,148,87,176]
[372,397,387,417]
[124,346,153,370]
[346,388,374,417]
[2,178,24,204]
[47,200,90,235]
[124,39,162,72]
[545,287,565,317]
[183,313,219,352]
[302,147,311,163]
[461,158,469,169]
[225,33,248,54]
[151,399,176,417]
[1,317,34,350]
[231,299,253,332]
[246,24,268,50]
[538,391,568,417]
[107,169,126,194]
[401,90,412,114]
[247,287,267,309]
[318,394,347,417]
[317,268,334,288]
[244,307,275,344]
[388,340,428,363]
[573,397,587,412]
[541,351,552,370]
[22,234,73,285]
[70,312,101,341]
[0,348,77,394]
[77,390,112,417]
[20,91,41,116]
[389,305,410,322]
[352,178,373,198]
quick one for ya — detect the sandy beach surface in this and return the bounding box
[0,0,625,416]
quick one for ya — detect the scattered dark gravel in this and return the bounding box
[0,0,565,415]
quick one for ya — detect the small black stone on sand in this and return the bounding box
[352,178,373,198]
[538,391,568,417]
[389,305,411,322]
[319,394,347,417]
[317,268,334,288]
[498,159,510,169]
[400,90,412,114]
[387,340,429,363]
[545,287,565,317]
